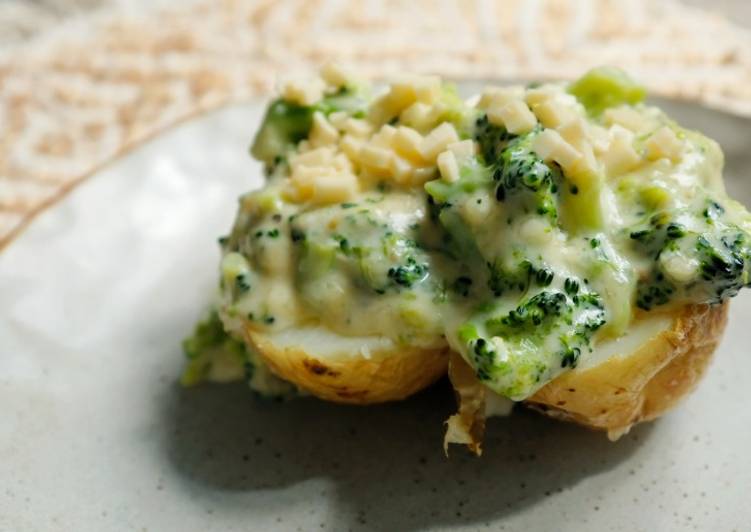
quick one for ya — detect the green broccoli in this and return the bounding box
[628,200,751,310]
[457,284,605,399]
[181,310,296,398]
[568,66,646,115]
[695,231,750,302]
[250,86,369,170]
[635,272,675,311]
[423,154,492,204]
[250,100,314,170]
[491,131,561,222]
[473,113,515,163]
[486,259,554,297]
[388,256,429,288]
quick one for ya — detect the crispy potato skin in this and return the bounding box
[246,329,449,404]
[526,303,729,438]
[244,302,727,441]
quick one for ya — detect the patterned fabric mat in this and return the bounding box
[1,0,750,249]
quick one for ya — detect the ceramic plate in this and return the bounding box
[1,87,750,531]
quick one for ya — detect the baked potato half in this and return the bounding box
[245,326,449,403]
[444,302,728,454]
[186,66,750,456]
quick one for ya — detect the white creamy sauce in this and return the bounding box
[212,67,750,400]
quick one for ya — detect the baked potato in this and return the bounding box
[445,302,728,454]
[246,326,449,403]
[183,65,750,454]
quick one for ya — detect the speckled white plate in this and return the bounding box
[1,90,750,532]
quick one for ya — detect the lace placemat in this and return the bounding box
[1,0,750,249]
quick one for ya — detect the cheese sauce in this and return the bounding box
[217,66,751,400]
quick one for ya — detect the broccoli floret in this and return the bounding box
[250,100,314,170]
[422,155,494,259]
[629,200,751,309]
[629,214,671,245]
[423,155,492,204]
[425,130,560,266]
[473,114,515,162]
[425,199,484,260]
[495,140,553,194]
[181,310,297,398]
[250,87,369,170]
[568,66,646,115]
[296,208,431,296]
[486,290,569,334]
[563,277,580,295]
[473,118,558,213]
[627,213,688,311]
[628,212,685,256]
[485,288,603,340]
[486,259,554,297]
[695,232,750,302]
[315,85,369,117]
[182,311,239,361]
[388,256,429,288]
[457,285,605,399]
[487,259,527,297]
[635,272,675,311]
[452,276,473,297]
[490,132,561,222]
[535,267,555,287]
[436,83,478,134]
